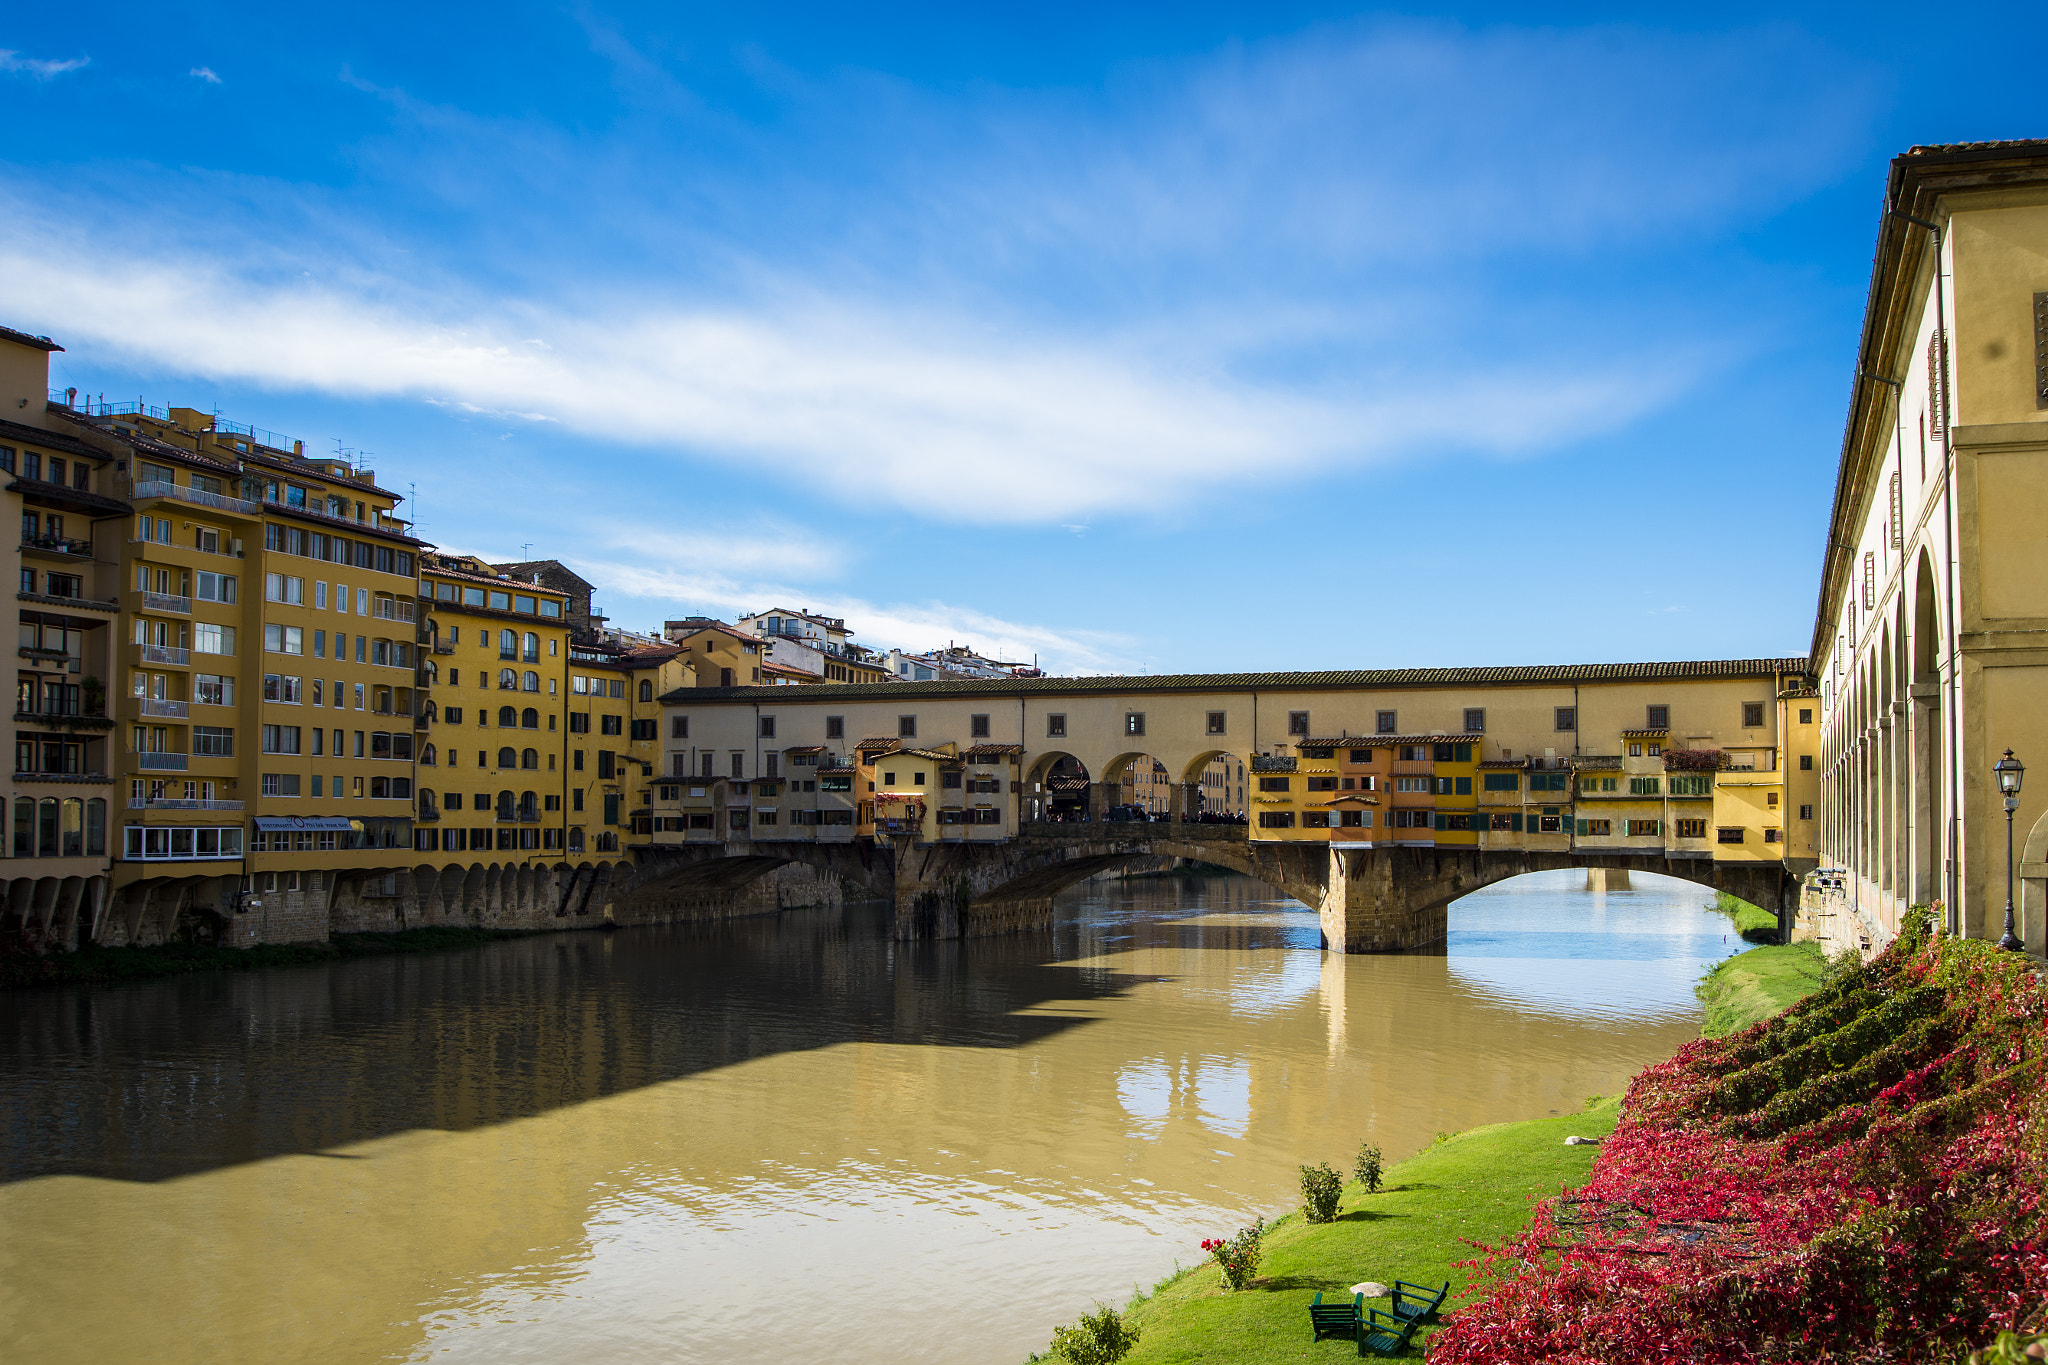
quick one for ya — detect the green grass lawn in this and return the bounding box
[1694,940,1828,1039]
[1709,890,1784,943]
[1067,1100,1621,1363]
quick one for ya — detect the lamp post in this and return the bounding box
[1994,749,2025,952]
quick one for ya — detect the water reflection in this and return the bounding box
[0,868,1737,1365]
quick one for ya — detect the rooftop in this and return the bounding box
[662,657,1811,706]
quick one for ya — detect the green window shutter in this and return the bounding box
[1576,819,1588,835]
[1511,813,1524,832]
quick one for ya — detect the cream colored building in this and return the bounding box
[1810,139,2048,954]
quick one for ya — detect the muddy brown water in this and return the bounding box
[0,869,1743,1363]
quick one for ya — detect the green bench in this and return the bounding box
[1308,1291,1363,1342]
[1389,1279,1449,1325]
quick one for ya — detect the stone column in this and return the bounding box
[1089,781,1114,822]
[1316,846,1460,953]
[1169,781,1199,823]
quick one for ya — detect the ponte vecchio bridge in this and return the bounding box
[625,657,1818,951]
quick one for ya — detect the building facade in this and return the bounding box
[1810,140,2048,954]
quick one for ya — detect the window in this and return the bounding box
[499,669,516,689]
[1674,818,1707,839]
[1578,818,1613,836]
[194,623,236,655]
[193,726,234,757]
[1799,804,1814,820]
[1394,776,1428,792]
[522,671,539,692]
[194,674,234,706]
[261,674,303,703]
[970,714,990,738]
[1463,708,1485,733]
[1304,776,1338,792]
[568,712,588,733]
[1203,711,1227,736]
[673,716,690,739]
[521,749,538,770]
[1626,820,1660,837]
[1482,773,1519,791]
[1257,811,1296,829]
[1287,711,1309,736]
[825,716,843,739]
[499,630,517,659]
[1629,777,1661,795]
[522,632,539,662]
[261,773,301,796]
[898,715,917,738]
[1047,714,1066,738]
[1799,708,1813,725]
[630,719,657,741]
[1799,754,1813,771]
[1716,827,1745,844]
[1554,706,1576,732]
[498,747,517,768]
[1743,702,1765,728]
[1375,710,1396,734]
[1764,828,1782,844]
[760,716,777,739]
[1668,774,1711,797]
[1126,712,1145,737]
[263,624,305,655]
[601,714,622,736]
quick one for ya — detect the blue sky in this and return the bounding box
[2,4,2040,675]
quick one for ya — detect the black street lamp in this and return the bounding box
[1994,749,2025,952]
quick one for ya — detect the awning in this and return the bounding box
[252,816,360,832]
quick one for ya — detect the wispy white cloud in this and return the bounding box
[190,66,221,84]
[1,50,89,80]
[0,21,1872,527]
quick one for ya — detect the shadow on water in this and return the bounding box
[0,902,1173,1185]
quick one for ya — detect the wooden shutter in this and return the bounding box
[1889,473,1902,548]
[1927,328,1947,448]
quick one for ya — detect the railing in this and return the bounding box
[127,798,245,811]
[140,590,192,614]
[130,479,262,517]
[370,599,416,622]
[15,770,113,784]
[136,752,189,771]
[139,698,189,718]
[495,812,543,823]
[136,643,191,666]
[415,807,440,821]
[209,415,298,452]
[53,396,172,422]
[432,642,455,654]
[21,534,93,557]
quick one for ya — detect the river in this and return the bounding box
[0,869,1744,1364]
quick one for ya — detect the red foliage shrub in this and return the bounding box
[1430,921,2048,1363]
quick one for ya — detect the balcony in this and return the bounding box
[135,752,189,771]
[14,770,112,784]
[495,812,543,823]
[136,643,191,666]
[14,709,115,731]
[414,807,441,821]
[432,642,455,654]
[130,479,262,517]
[21,534,93,558]
[139,698,190,719]
[139,590,192,614]
[127,798,245,811]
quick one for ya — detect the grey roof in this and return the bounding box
[661,657,1810,706]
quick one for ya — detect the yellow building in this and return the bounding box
[415,553,572,860]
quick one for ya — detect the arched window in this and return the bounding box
[522,670,539,692]
[419,788,437,811]
[61,798,83,857]
[422,660,438,683]
[521,748,538,769]
[422,699,438,721]
[522,632,538,663]
[11,797,30,857]
[421,743,437,766]
[521,708,539,729]
[497,746,517,769]
[498,668,517,690]
[37,797,58,857]
[518,790,538,819]
[498,706,518,727]
[496,790,516,820]
[499,629,517,660]
[85,798,105,856]
[639,680,653,702]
